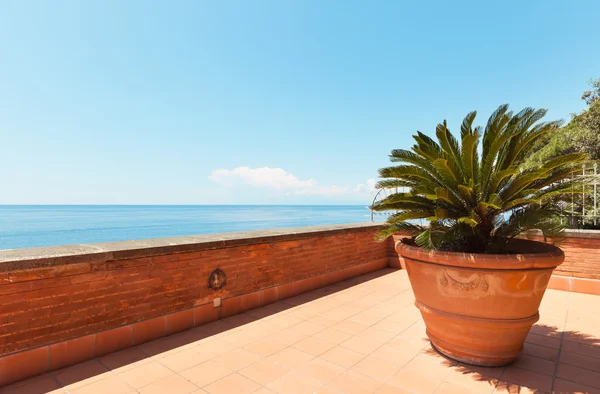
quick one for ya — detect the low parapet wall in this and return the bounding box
[0,223,391,385]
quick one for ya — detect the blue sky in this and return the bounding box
[1,1,599,205]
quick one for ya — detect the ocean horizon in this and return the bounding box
[0,205,383,250]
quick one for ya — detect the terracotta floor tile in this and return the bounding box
[387,336,429,352]
[530,322,564,338]
[244,339,287,357]
[254,389,277,394]
[561,340,600,359]
[326,306,360,321]
[320,346,365,369]
[192,339,237,360]
[525,333,562,349]
[315,386,345,394]
[388,368,441,394]
[115,361,173,389]
[197,320,238,337]
[99,348,152,373]
[557,362,600,389]
[221,313,257,327]
[239,359,290,385]
[356,327,397,344]
[158,349,208,372]
[493,381,544,394]
[401,323,428,342]
[375,383,412,393]
[137,336,187,359]
[314,327,353,345]
[293,337,336,356]
[267,371,323,394]
[53,360,111,390]
[296,358,346,384]
[443,369,498,394]
[434,381,481,394]
[268,315,304,330]
[269,327,309,346]
[521,342,560,361]
[332,320,369,335]
[328,370,382,394]
[288,306,321,320]
[511,354,556,376]
[292,321,328,336]
[372,319,411,335]
[69,376,134,394]
[352,355,401,381]
[203,373,261,394]
[340,336,383,354]
[0,374,63,394]
[551,378,600,394]
[450,363,504,380]
[213,349,261,371]
[179,360,233,387]
[349,311,385,327]
[137,374,199,394]
[267,347,314,369]
[309,314,344,327]
[559,349,600,372]
[370,345,416,367]
[500,366,552,393]
[223,330,264,347]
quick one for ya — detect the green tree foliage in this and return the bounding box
[526,78,600,166]
[372,105,589,253]
[581,78,600,105]
[576,101,600,158]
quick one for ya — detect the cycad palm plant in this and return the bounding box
[372,104,589,253]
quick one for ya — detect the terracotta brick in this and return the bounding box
[294,278,316,295]
[49,334,95,371]
[278,283,296,300]
[165,309,194,335]
[571,277,600,295]
[221,296,243,318]
[194,303,219,327]
[0,347,49,386]
[133,316,166,345]
[0,281,32,295]
[548,275,571,292]
[240,291,262,312]
[95,325,133,356]
[262,287,279,305]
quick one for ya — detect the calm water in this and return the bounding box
[0,205,379,250]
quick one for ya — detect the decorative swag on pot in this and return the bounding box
[372,104,590,366]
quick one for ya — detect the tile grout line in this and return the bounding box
[549,290,572,393]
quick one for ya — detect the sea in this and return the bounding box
[0,205,383,250]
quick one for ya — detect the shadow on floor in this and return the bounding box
[423,324,600,394]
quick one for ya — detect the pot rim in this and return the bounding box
[396,238,564,270]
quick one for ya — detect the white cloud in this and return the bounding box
[209,166,376,198]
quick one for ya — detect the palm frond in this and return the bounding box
[375,104,593,253]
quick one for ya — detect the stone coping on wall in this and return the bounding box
[0,222,383,272]
[526,228,600,240]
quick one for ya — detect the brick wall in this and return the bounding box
[523,231,600,280]
[0,223,387,360]
[553,237,600,280]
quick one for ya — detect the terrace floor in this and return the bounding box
[2,269,600,394]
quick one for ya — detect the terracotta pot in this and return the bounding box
[396,238,564,366]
